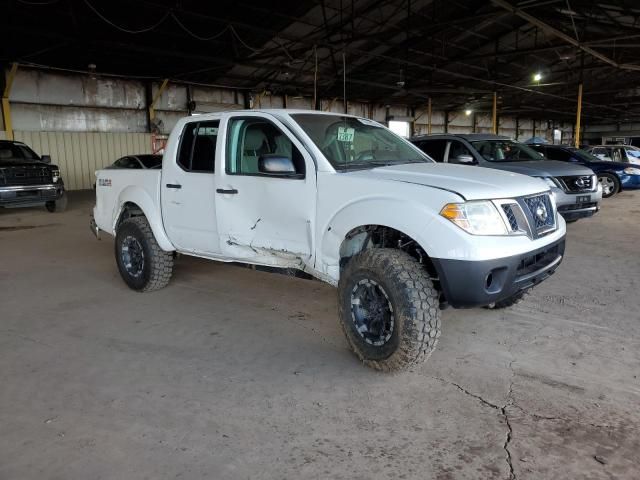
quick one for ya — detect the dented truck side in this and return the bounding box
[93,110,567,371]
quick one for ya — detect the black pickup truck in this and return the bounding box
[0,140,66,212]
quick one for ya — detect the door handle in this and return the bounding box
[216,188,238,194]
[166,183,182,189]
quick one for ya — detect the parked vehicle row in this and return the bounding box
[410,134,602,223]
[5,112,635,372]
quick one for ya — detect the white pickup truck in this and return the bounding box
[92,110,566,371]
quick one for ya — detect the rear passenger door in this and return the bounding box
[161,119,221,255]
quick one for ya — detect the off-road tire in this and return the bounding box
[338,248,441,372]
[45,194,67,213]
[598,173,620,198]
[487,289,529,309]
[115,216,173,292]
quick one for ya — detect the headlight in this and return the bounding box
[624,167,640,175]
[52,169,60,182]
[440,201,508,235]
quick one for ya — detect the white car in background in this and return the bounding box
[587,145,640,165]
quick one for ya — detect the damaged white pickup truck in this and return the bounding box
[92,110,566,371]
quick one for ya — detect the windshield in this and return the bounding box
[0,143,41,163]
[572,149,602,163]
[470,140,544,162]
[290,114,432,170]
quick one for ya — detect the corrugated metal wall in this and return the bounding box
[13,131,152,190]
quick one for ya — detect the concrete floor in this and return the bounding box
[1,191,639,480]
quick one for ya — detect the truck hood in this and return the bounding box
[0,160,50,168]
[346,162,549,200]
[482,160,594,177]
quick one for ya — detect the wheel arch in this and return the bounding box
[113,186,174,251]
[319,197,443,279]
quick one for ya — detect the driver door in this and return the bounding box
[216,113,316,265]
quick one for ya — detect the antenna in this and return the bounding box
[343,51,347,113]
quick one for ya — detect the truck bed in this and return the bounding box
[94,169,161,235]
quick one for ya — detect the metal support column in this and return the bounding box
[575,83,583,148]
[2,63,18,140]
[427,97,432,135]
[149,78,169,126]
[491,92,497,134]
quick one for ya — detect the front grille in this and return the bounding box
[522,194,555,235]
[1,166,52,186]
[558,202,598,212]
[501,204,520,232]
[558,175,594,193]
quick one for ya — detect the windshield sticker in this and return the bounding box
[198,127,218,136]
[337,127,355,142]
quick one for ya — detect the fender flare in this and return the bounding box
[113,185,175,252]
[318,196,439,282]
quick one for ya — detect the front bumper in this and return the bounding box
[551,186,601,221]
[0,183,65,207]
[431,236,565,308]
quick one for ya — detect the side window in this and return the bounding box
[548,148,572,161]
[447,140,474,164]
[610,147,624,163]
[417,139,447,162]
[177,120,219,172]
[226,118,305,177]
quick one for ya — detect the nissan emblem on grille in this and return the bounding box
[574,177,586,188]
[535,202,548,223]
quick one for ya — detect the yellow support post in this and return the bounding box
[492,91,497,134]
[2,63,18,141]
[427,97,432,135]
[575,83,583,148]
[149,78,169,123]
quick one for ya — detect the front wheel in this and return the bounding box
[598,173,620,198]
[338,249,441,372]
[486,290,529,309]
[115,216,174,292]
[45,194,67,213]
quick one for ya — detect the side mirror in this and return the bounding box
[452,154,476,165]
[258,155,297,175]
[41,154,51,164]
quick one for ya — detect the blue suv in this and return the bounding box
[530,144,640,198]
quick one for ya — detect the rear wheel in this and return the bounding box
[598,173,620,198]
[338,248,440,372]
[115,216,173,292]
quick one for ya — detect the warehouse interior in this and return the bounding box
[1,1,639,479]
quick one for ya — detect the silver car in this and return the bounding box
[411,134,603,223]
